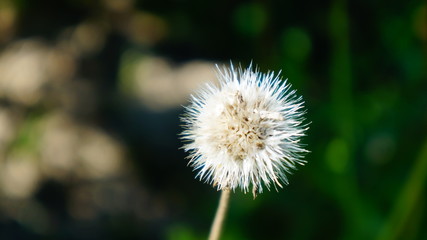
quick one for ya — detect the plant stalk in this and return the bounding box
[208,188,231,240]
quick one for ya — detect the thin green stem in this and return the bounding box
[377,140,427,240]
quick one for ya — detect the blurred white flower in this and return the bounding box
[0,153,41,199]
[120,55,217,111]
[0,40,48,105]
[181,63,308,196]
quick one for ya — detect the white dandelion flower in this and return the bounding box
[181,63,308,196]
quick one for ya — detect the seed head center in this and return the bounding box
[219,91,268,161]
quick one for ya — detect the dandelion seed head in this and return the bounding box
[181,63,308,196]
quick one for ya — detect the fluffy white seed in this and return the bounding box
[181,63,308,196]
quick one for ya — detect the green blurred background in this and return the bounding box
[0,0,426,239]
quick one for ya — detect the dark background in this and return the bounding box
[0,0,426,239]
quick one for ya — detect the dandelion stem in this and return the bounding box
[208,188,231,240]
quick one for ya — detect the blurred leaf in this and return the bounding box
[10,113,42,152]
[281,27,311,62]
[233,3,267,37]
[325,138,349,174]
[377,140,427,240]
[167,224,202,240]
